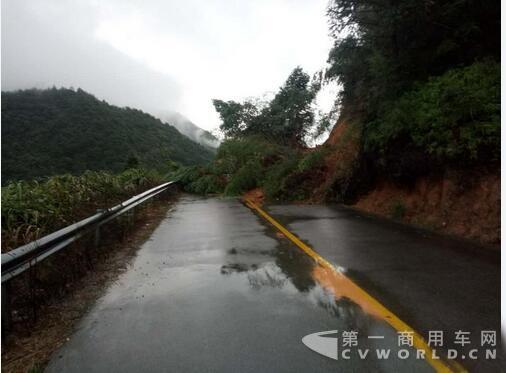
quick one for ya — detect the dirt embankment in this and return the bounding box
[355,172,500,244]
[321,119,500,245]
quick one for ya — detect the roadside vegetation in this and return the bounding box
[171,135,340,202]
[171,67,333,201]
[326,0,499,183]
[1,168,175,373]
[2,1,499,246]
[175,0,500,209]
[1,168,166,252]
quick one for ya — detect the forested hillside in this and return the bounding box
[173,0,500,244]
[2,88,214,182]
[320,0,501,243]
[325,0,500,179]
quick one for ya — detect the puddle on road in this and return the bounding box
[218,216,384,328]
[312,265,385,320]
[230,203,440,372]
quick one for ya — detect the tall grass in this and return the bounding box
[1,169,166,252]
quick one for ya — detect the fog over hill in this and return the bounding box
[157,111,220,150]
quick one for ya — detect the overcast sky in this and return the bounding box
[2,0,337,132]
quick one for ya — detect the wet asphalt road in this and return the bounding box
[46,196,500,372]
[265,204,502,372]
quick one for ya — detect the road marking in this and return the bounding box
[244,199,467,373]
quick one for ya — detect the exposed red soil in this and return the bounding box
[323,118,500,245]
[243,188,265,205]
[326,119,350,146]
[310,120,361,202]
[354,172,500,245]
[242,117,499,245]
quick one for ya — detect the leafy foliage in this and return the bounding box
[262,157,301,199]
[190,174,226,195]
[326,0,500,178]
[170,163,226,195]
[298,149,327,172]
[212,100,259,138]
[213,67,318,146]
[365,61,500,164]
[215,136,281,173]
[224,160,264,196]
[2,169,166,251]
[175,136,330,201]
[2,88,214,183]
[327,0,500,115]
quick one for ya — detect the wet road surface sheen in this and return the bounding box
[46,196,498,372]
[265,204,501,372]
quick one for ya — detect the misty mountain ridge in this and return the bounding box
[1,88,214,182]
[157,111,220,150]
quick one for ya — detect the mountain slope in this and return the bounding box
[157,111,220,150]
[2,88,214,182]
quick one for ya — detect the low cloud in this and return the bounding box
[2,0,335,131]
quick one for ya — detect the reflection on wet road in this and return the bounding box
[46,196,499,372]
[264,204,502,372]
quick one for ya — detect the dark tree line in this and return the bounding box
[326,0,500,176]
[2,88,214,183]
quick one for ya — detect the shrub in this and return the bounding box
[365,60,500,165]
[215,136,280,174]
[390,200,407,220]
[171,165,203,185]
[263,156,300,199]
[298,148,327,172]
[281,170,320,201]
[177,136,309,200]
[188,174,225,195]
[224,160,263,196]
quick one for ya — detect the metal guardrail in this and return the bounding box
[1,181,176,283]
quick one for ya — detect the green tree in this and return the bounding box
[212,99,258,138]
[213,67,318,146]
[125,155,140,170]
[326,0,500,118]
[325,0,500,173]
[257,67,317,146]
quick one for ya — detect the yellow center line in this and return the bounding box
[244,199,467,373]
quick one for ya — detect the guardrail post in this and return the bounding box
[94,209,104,248]
[2,282,12,339]
[94,227,101,248]
[122,209,133,241]
[29,264,38,322]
